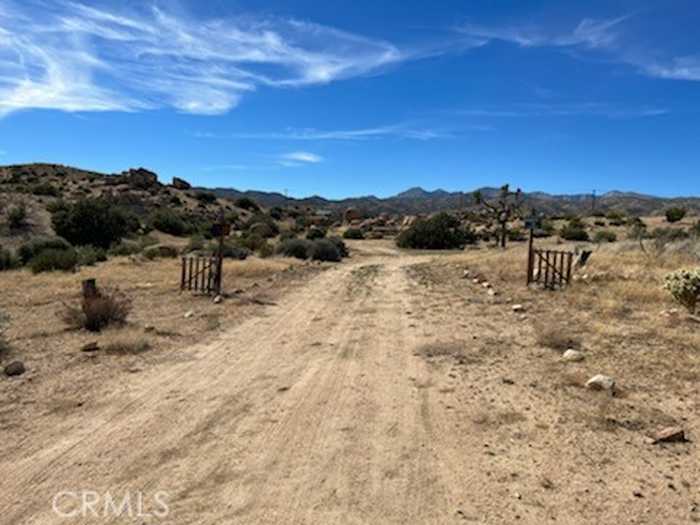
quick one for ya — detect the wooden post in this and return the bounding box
[544,251,550,289]
[82,278,98,298]
[180,257,186,291]
[526,227,534,285]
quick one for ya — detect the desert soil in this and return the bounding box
[1,243,698,524]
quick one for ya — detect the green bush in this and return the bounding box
[237,233,267,252]
[185,235,205,253]
[219,242,249,260]
[306,227,326,240]
[593,230,617,243]
[0,247,20,271]
[194,191,217,204]
[664,268,700,313]
[277,239,312,260]
[76,246,107,266]
[560,218,589,242]
[257,241,274,258]
[149,209,188,236]
[651,227,689,242]
[310,239,342,262]
[31,182,59,197]
[665,207,687,223]
[328,236,349,258]
[18,236,73,264]
[279,230,297,242]
[396,213,475,250]
[343,228,365,240]
[7,204,27,230]
[52,198,134,248]
[143,245,179,259]
[29,248,78,273]
[234,197,260,211]
[507,227,527,242]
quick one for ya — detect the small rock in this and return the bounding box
[4,361,25,377]
[184,310,195,319]
[633,490,644,498]
[462,270,471,279]
[562,349,585,362]
[512,304,525,313]
[487,289,497,297]
[213,295,223,304]
[472,278,480,284]
[482,282,491,289]
[585,374,615,391]
[81,341,99,353]
[144,325,155,333]
[652,426,687,444]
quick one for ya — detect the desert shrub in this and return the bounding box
[143,244,179,259]
[76,246,107,266]
[328,236,349,258]
[185,235,205,253]
[593,230,617,243]
[279,230,297,242]
[236,233,267,253]
[149,209,188,236]
[310,239,342,262]
[277,239,312,260]
[104,338,151,355]
[29,248,78,273]
[594,220,606,227]
[194,191,217,204]
[62,288,132,332]
[52,198,133,248]
[343,228,365,240]
[7,204,27,230]
[507,227,527,242]
[247,221,277,239]
[306,227,326,240]
[234,197,260,211]
[532,220,555,238]
[169,195,182,206]
[663,268,700,313]
[665,207,687,223]
[108,239,142,256]
[257,241,274,258]
[0,246,20,271]
[560,218,589,242]
[18,236,73,264]
[31,182,59,197]
[651,227,689,242]
[396,213,475,250]
[219,242,249,260]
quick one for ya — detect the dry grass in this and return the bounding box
[104,335,151,355]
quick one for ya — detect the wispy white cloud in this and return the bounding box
[281,151,323,163]
[641,56,700,81]
[458,16,629,51]
[457,103,668,119]
[194,122,467,141]
[0,1,408,116]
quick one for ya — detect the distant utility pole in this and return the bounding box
[591,189,597,214]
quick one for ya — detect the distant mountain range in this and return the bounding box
[1,163,696,218]
[207,185,700,217]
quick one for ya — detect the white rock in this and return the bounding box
[482,282,491,289]
[512,304,525,313]
[487,289,497,297]
[213,295,223,304]
[462,270,471,279]
[184,310,195,319]
[562,349,585,362]
[585,374,615,391]
[472,278,480,284]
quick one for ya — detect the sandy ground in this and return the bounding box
[1,242,698,524]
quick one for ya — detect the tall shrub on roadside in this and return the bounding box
[52,198,132,248]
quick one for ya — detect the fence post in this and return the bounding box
[526,228,534,285]
[82,278,98,299]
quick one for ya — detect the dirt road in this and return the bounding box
[2,247,697,524]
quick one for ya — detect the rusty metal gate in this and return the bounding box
[180,255,222,295]
[527,248,574,290]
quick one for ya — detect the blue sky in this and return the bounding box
[0,0,698,198]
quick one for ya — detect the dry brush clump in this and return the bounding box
[62,288,132,332]
[663,268,700,314]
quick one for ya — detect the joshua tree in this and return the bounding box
[474,184,524,248]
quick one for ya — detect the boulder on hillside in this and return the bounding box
[172,177,191,190]
[122,168,159,189]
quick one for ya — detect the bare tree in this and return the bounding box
[474,184,524,248]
